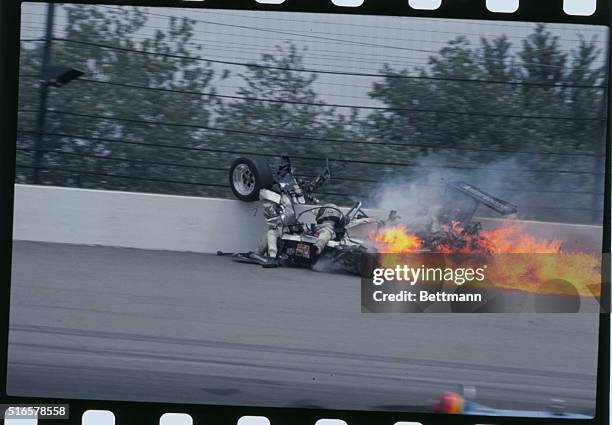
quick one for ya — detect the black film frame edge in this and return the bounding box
[0,1,610,424]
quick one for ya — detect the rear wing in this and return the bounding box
[446,181,518,216]
[440,180,518,226]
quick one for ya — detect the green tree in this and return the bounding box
[18,5,219,195]
[215,42,338,158]
[214,42,360,195]
[363,24,605,223]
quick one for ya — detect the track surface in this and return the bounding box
[8,241,599,415]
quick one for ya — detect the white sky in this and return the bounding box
[20,3,609,110]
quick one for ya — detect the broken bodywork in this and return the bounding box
[221,156,518,274]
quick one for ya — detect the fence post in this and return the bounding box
[32,3,54,184]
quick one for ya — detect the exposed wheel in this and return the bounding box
[229,156,274,202]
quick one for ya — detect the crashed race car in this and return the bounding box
[219,155,518,275]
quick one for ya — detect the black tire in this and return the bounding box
[229,156,274,202]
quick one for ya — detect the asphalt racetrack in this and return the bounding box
[8,241,599,415]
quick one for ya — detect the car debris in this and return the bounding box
[220,156,518,274]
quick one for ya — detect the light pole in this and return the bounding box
[32,2,55,185]
[32,3,83,184]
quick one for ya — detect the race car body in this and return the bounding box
[222,155,518,274]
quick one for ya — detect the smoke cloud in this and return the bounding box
[365,154,527,230]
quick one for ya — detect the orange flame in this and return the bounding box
[370,222,569,254]
[371,224,422,253]
[487,252,601,296]
[479,224,562,254]
[437,223,562,254]
[369,222,601,297]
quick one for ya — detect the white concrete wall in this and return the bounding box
[12,184,603,254]
[12,184,267,253]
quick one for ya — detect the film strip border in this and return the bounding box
[2,0,611,425]
[198,0,598,17]
[2,404,462,425]
[19,0,612,25]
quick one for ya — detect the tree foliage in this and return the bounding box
[16,6,607,224]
